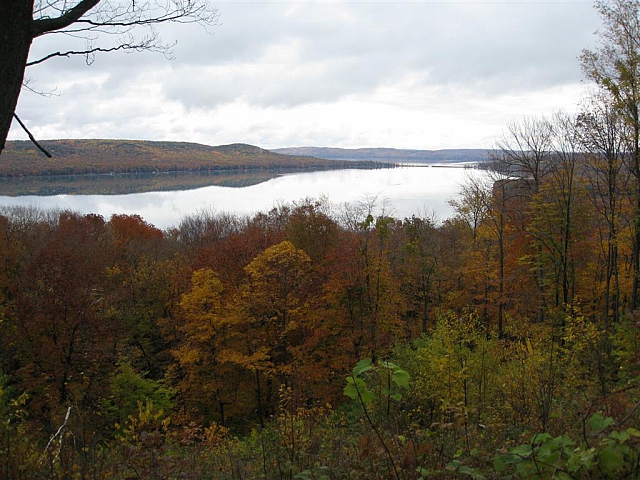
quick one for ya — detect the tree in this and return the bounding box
[223,241,312,426]
[452,174,510,336]
[581,0,640,310]
[492,116,554,322]
[545,111,582,310]
[286,198,340,266]
[241,241,312,378]
[577,94,630,325]
[172,268,236,425]
[399,215,440,336]
[0,0,218,156]
[6,212,116,429]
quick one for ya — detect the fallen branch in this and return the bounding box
[40,406,72,466]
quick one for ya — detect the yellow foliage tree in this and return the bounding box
[172,268,239,425]
[235,241,312,425]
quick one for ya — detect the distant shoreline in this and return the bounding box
[0,140,393,179]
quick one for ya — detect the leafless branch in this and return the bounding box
[26,0,219,68]
[12,114,53,158]
[32,0,101,37]
[22,78,60,97]
[27,39,167,66]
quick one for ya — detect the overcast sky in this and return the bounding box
[9,0,602,150]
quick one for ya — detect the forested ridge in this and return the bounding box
[272,147,490,164]
[0,140,384,177]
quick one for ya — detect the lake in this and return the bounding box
[0,165,484,230]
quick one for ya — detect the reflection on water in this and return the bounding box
[0,169,291,196]
[0,166,486,230]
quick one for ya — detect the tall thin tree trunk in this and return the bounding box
[604,242,613,328]
[562,169,574,308]
[631,111,640,311]
[536,239,546,323]
[612,240,620,324]
[255,370,264,428]
[496,192,506,339]
[634,182,640,311]
[421,275,430,335]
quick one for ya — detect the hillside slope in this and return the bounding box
[272,146,490,163]
[0,140,384,177]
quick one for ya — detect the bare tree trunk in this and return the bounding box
[498,217,505,339]
[633,165,640,311]
[0,0,35,155]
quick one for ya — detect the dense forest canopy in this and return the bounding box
[1,1,640,479]
[0,178,637,478]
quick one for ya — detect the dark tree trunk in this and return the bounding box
[0,0,35,155]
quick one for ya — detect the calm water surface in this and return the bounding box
[0,165,485,229]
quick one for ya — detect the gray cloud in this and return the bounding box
[158,1,599,108]
[11,0,602,148]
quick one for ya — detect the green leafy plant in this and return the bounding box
[492,413,640,479]
[343,358,410,407]
[344,358,411,480]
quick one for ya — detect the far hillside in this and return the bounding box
[272,146,491,163]
[0,140,387,177]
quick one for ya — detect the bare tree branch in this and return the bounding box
[32,0,101,37]
[26,40,164,66]
[12,114,52,158]
[26,1,219,68]
[22,78,59,97]
[75,8,214,28]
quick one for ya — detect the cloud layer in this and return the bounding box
[10,0,601,149]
